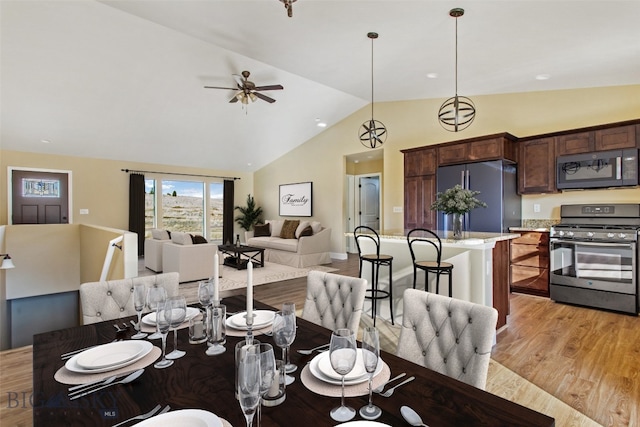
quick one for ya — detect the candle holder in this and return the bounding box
[206,304,226,356]
[262,359,286,407]
[245,311,254,345]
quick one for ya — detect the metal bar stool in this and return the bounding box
[407,228,454,297]
[354,226,394,326]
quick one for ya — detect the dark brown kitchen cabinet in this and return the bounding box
[518,137,557,194]
[437,133,518,166]
[510,231,550,297]
[404,174,436,230]
[404,147,436,177]
[595,125,637,150]
[555,131,594,155]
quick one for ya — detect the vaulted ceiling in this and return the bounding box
[2,1,639,172]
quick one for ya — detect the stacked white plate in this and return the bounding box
[135,409,222,427]
[141,307,200,326]
[335,422,391,426]
[65,340,153,373]
[226,310,275,330]
[309,349,383,386]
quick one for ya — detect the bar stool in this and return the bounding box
[407,228,454,297]
[354,226,394,326]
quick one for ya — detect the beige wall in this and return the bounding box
[0,151,254,232]
[254,85,640,255]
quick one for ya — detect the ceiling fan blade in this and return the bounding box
[232,74,244,87]
[229,96,239,103]
[204,86,238,90]
[253,92,277,103]
[254,85,284,91]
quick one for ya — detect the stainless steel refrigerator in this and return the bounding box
[436,160,521,233]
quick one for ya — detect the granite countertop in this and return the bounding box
[347,229,521,244]
[510,227,550,232]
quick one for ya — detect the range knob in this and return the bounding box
[567,231,574,237]
[558,230,565,237]
[619,233,627,239]
[586,232,594,238]
[607,233,615,238]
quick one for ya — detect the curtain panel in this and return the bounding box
[129,173,145,256]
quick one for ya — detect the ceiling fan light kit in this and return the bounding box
[204,70,283,108]
[359,32,387,149]
[438,8,476,132]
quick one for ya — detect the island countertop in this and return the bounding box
[347,229,521,245]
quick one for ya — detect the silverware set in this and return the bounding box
[68,369,145,400]
[376,376,415,397]
[113,323,130,333]
[111,404,171,427]
[297,343,330,355]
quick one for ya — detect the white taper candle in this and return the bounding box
[246,260,253,323]
[213,252,219,303]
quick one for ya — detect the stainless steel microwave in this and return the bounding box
[556,148,639,190]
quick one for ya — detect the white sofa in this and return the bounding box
[245,219,331,268]
[161,231,219,283]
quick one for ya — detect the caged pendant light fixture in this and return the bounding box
[438,8,476,132]
[359,32,387,149]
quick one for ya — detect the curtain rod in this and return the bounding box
[121,168,241,180]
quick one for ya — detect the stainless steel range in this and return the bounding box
[549,203,639,314]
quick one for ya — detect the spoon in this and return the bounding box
[297,343,330,355]
[401,405,428,427]
[69,369,144,400]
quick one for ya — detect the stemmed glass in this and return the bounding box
[272,310,296,385]
[131,283,147,339]
[166,296,187,360]
[329,328,357,422]
[359,326,382,420]
[198,280,212,332]
[146,286,167,340]
[280,302,297,375]
[154,300,174,369]
[256,343,275,427]
[237,348,261,427]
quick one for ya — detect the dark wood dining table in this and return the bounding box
[33,295,555,426]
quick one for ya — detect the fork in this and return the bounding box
[378,376,415,397]
[373,372,406,393]
[111,404,162,427]
[297,343,329,355]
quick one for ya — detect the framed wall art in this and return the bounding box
[279,182,312,217]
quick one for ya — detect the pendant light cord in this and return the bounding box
[455,15,458,97]
[370,35,375,119]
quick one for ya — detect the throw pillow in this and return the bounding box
[254,223,271,237]
[191,234,208,244]
[298,225,313,238]
[267,220,284,237]
[294,221,311,238]
[280,219,300,239]
[151,229,170,240]
[310,221,322,234]
[171,231,193,245]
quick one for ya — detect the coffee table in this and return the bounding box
[218,244,265,270]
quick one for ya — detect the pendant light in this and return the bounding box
[438,8,476,132]
[359,32,387,149]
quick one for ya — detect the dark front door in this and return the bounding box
[12,170,69,224]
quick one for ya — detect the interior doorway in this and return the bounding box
[346,172,381,253]
[9,168,72,224]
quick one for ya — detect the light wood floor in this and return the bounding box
[2,255,637,426]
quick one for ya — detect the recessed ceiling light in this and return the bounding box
[426,73,438,79]
[317,122,327,128]
[354,160,360,163]
[535,74,551,80]
[41,139,51,144]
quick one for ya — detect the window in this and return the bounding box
[145,179,156,231]
[209,182,224,243]
[161,180,204,235]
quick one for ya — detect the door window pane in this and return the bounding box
[145,179,156,232]
[209,182,224,243]
[162,180,204,234]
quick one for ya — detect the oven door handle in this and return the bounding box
[550,239,636,249]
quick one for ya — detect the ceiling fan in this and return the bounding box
[204,71,284,104]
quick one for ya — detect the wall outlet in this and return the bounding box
[393,206,403,213]
[80,209,89,215]
[533,204,541,213]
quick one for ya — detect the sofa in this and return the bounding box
[245,219,331,268]
[144,229,173,272]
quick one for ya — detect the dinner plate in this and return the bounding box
[142,307,200,326]
[226,310,275,330]
[317,348,367,381]
[309,350,383,386]
[135,409,222,427]
[65,340,153,374]
[335,421,391,426]
[76,341,147,370]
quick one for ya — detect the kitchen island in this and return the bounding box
[350,229,520,330]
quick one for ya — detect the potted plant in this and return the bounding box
[234,194,264,231]
[430,184,486,239]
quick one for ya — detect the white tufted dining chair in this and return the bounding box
[301,270,367,334]
[79,272,179,325]
[396,288,497,390]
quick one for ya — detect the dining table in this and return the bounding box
[32,295,555,426]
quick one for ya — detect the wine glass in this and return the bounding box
[329,328,357,422]
[272,311,296,385]
[359,326,382,420]
[280,302,297,373]
[154,300,174,369]
[237,350,261,427]
[166,296,187,360]
[256,343,275,427]
[131,283,148,339]
[146,286,167,340]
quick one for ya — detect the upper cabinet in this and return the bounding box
[404,147,436,177]
[555,131,594,155]
[437,134,518,166]
[518,137,557,194]
[595,125,637,150]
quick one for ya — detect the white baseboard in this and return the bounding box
[331,252,348,260]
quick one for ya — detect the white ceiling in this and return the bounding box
[2,0,639,173]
